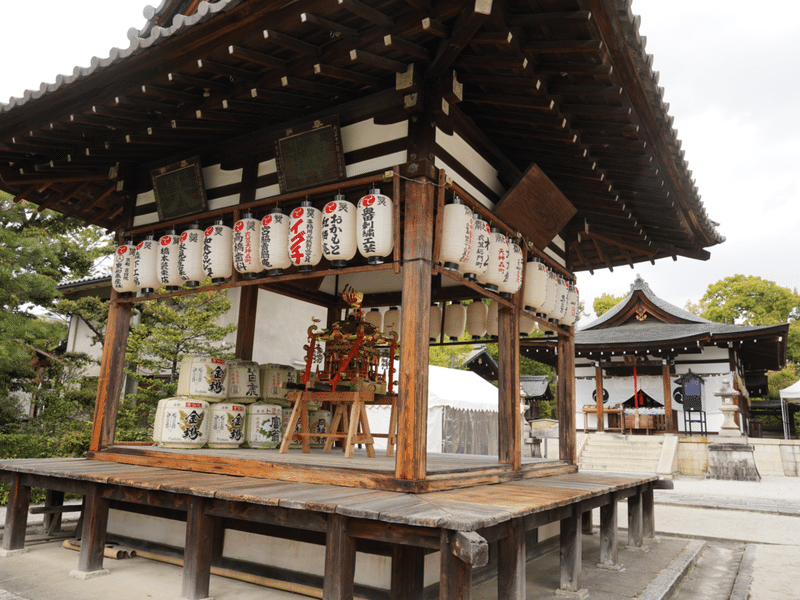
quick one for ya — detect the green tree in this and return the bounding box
[698,275,800,362]
[593,293,625,317]
[124,285,237,419]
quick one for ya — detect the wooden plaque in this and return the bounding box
[151,157,208,221]
[274,116,346,193]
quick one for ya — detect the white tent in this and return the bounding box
[367,365,500,453]
[779,379,800,439]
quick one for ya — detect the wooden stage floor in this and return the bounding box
[84,445,577,493]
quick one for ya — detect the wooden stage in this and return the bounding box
[1,457,657,600]
[85,444,577,493]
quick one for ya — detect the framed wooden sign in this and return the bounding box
[151,157,208,221]
[274,116,346,193]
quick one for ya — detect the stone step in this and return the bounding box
[580,447,662,460]
[578,461,658,473]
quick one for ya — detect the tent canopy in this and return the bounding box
[779,379,800,402]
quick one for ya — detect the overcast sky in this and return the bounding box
[2,1,798,320]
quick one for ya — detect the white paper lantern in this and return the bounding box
[134,235,160,294]
[539,267,559,318]
[466,300,488,340]
[487,300,499,338]
[463,215,490,281]
[177,356,228,402]
[203,220,233,283]
[112,241,137,294]
[523,258,548,313]
[498,240,524,298]
[227,359,261,403]
[478,229,509,293]
[561,282,579,327]
[444,302,467,341]
[261,208,291,275]
[178,223,205,287]
[245,403,283,448]
[429,303,442,342]
[383,306,401,341]
[233,213,262,279]
[289,201,322,272]
[322,194,357,268]
[208,403,246,449]
[364,308,383,332]
[357,187,394,264]
[440,198,473,272]
[158,229,182,290]
[153,398,209,449]
[550,276,569,322]
[520,312,538,336]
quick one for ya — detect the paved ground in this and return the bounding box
[1,475,798,600]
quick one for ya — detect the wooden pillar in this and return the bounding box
[559,506,585,595]
[498,518,526,600]
[0,473,30,553]
[396,166,436,481]
[581,510,593,534]
[391,545,424,600]
[627,489,643,549]
[599,495,620,569]
[235,285,259,360]
[662,360,675,433]
[89,290,132,451]
[595,363,605,432]
[76,484,110,574]
[182,498,215,600]
[498,305,521,469]
[557,332,577,464]
[642,485,655,538]
[440,530,487,600]
[324,514,356,600]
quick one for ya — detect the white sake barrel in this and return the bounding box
[310,409,331,448]
[258,363,298,403]
[177,356,228,402]
[245,403,283,449]
[227,359,260,403]
[208,403,246,449]
[153,397,209,449]
[281,408,302,448]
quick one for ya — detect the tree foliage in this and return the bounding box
[593,293,625,318]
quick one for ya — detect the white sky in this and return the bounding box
[2,1,798,319]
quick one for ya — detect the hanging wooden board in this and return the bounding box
[492,163,576,251]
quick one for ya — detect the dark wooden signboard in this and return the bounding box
[151,157,208,221]
[274,116,346,193]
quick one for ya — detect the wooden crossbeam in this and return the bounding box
[167,72,231,94]
[468,94,553,110]
[228,45,289,70]
[281,76,359,99]
[521,39,603,53]
[301,13,359,39]
[427,0,493,80]
[512,11,592,26]
[196,59,262,82]
[313,63,385,88]
[338,0,394,28]
[141,85,204,104]
[263,29,321,56]
[384,35,429,60]
[349,49,407,73]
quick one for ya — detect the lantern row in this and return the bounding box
[438,198,578,327]
[113,188,395,293]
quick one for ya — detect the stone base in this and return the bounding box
[0,547,29,557]
[706,443,761,481]
[626,544,650,553]
[597,562,625,571]
[555,588,589,598]
[69,568,110,580]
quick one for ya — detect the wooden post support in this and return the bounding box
[396,167,436,481]
[0,473,31,554]
[182,498,215,600]
[440,530,481,600]
[627,489,644,549]
[598,495,621,570]
[498,305,522,469]
[43,489,65,535]
[90,290,132,451]
[595,363,605,432]
[662,360,675,433]
[324,514,356,600]
[558,505,587,597]
[73,484,110,578]
[642,485,655,538]
[498,518,526,600]
[557,332,577,464]
[581,510,593,534]
[235,285,259,360]
[391,545,424,600]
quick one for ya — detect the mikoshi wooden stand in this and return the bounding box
[0,0,712,596]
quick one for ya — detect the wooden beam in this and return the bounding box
[301,12,359,39]
[627,489,643,548]
[662,360,675,433]
[391,545,424,600]
[77,484,110,574]
[263,29,321,56]
[498,305,521,469]
[350,49,408,73]
[228,45,289,70]
[314,63,385,88]
[521,39,603,53]
[559,506,584,595]
[595,363,604,432]
[498,518,526,599]
[599,494,620,569]
[339,0,394,28]
[182,498,215,600]
[427,0,493,81]
[1,473,30,552]
[557,332,576,464]
[384,35,430,60]
[323,514,356,599]
[440,530,473,600]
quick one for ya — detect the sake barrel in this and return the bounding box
[153,398,209,449]
[310,409,331,448]
[281,408,302,448]
[208,403,246,449]
[177,356,228,402]
[245,403,283,449]
[227,359,260,403]
[258,363,298,403]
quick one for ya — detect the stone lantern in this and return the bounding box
[706,378,760,481]
[714,378,743,437]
